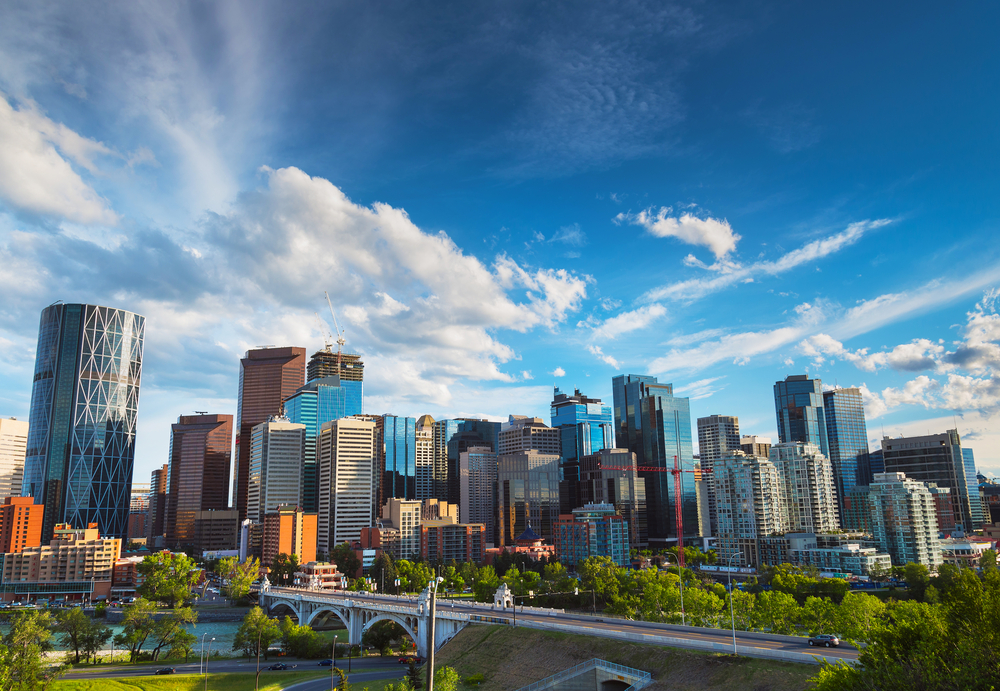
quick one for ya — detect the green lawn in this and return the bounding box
[52,671,329,691]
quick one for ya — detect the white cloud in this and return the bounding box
[521,371,533,380]
[549,223,587,247]
[0,93,117,224]
[642,220,889,302]
[617,207,740,259]
[588,303,667,341]
[674,376,725,400]
[798,334,945,373]
[550,367,567,377]
[587,345,621,369]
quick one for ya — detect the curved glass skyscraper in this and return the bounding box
[23,303,144,540]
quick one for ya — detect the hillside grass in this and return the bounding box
[52,671,329,691]
[434,625,817,691]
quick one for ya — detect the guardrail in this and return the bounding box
[515,658,652,691]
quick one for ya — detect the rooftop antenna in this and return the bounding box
[194,411,207,415]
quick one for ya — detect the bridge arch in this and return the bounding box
[305,607,351,631]
[266,601,300,621]
[360,612,420,649]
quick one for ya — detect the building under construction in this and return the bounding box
[307,350,364,382]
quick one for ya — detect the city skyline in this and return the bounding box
[1,3,1000,486]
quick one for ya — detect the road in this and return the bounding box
[62,656,409,680]
[268,587,860,662]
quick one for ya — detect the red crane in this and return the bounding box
[597,455,709,568]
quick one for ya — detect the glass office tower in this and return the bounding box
[434,418,501,507]
[823,387,870,527]
[23,303,144,540]
[381,415,417,503]
[551,386,613,513]
[774,375,829,457]
[612,374,701,546]
[284,376,363,512]
[962,447,983,528]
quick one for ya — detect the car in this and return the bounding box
[398,656,423,665]
[267,663,290,671]
[317,659,334,666]
[808,634,841,648]
[154,668,176,675]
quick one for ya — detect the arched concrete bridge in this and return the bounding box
[260,584,470,657]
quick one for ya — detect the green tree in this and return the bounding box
[902,562,931,601]
[219,556,260,603]
[363,620,406,655]
[80,619,113,664]
[233,607,280,661]
[434,666,460,691]
[53,607,90,664]
[167,629,197,663]
[578,556,622,608]
[753,590,800,635]
[270,553,299,587]
[472,566,499,602]
[370,553,397,592]
[137,552,201,607]
[833,592,887,644]
[148,607,198,661]
[406,660,422,688]
[3,610,61,691]
[330,543,361,579]
[279,616,322,658]
[981,548,998,571]
[802,596,838,635]
[331,668,348,691]
[114,598,158,662]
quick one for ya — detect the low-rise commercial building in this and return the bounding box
[293,561,345,589]
[938,537,995,567]
[192,510,240,554]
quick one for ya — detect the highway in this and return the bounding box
[266,588,860,662]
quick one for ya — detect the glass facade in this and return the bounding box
[165,414,233,549]
[823,387,871,528]
[773,375,829,457]
[24,303,144,540]
[962,447,983,528]
[612,374,701,544]
[436,418,501,507]
[284,376,363,512]
[550,387,613,513]
[382,415,416,502]
[496,451,561,545]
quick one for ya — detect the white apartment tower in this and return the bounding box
[697,414,741,536]
[0,418,28,499]
[713,450,786,567]
[415,416,435,501]
[770,442,840,534]
[460,445,498,546]
[865,472,943,568]
[247,417,306,523]
[381,497,422,559]
[318,417,376,554]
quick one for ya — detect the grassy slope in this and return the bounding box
[434,625,816,691]
[52,671,329,691]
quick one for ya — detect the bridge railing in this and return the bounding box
[515,658,652,691]
[264,588,472,620]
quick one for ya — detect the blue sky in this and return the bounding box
[1,2,1000,485]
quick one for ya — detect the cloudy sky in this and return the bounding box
[1,2,1000,485]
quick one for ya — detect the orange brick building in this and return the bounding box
[0,497,43,553]
[262,506,317,569]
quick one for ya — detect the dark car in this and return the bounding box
[154,668,176,675]
[808,634,841,647]
[317,659,334,666]
[267,663,290,671]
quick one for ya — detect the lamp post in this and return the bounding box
[727,553,740,656]
[426,576,443,691]
[200,633,210,674]
[204,637,215,691]
[395,578,401,598]
[664,553,686,627]
[332,634,338,671]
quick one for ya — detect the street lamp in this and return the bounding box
[727,553,741,656]
[200,633,210,674]
[332,634,338,671]
[395,578,401,598]
[204,637,215,691]
[426,576,444,691]
[663,553,686,627]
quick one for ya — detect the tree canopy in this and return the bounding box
[137,552,201,607]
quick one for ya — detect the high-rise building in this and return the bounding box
[306,350,364,383]
[164,414,233,549]
[421,498,458,523]
[247,417,306,523]
[419,521,485,564]
[191,509,240,553]
[415,416,435,501]
[284,375,363,512]
[0,418,28,499]
[459,445,497,545]
[129,483,150,513]
[740,435,772,458]
[713,451,786,568]
[823,387,871,527]
[770,442,840,534]
[23,303,144,541]
[612,374,704,546]
[773,375,829,457]
[550,387,613,513]
[262,506,317,570]
[0,497,43,553]
[317,417,376,554]
[434,418,501,507]
[881,430,979,531]
[863,472,943,568]
[499,416,561,455]
[962,447,982,527]
[380,415,416,503]
[381,498,422,559]
[577,448,647,549]
[146,464,168,543]
[234,347,306,521]
[697,414,741,536]
[554,503,630,568]
[928,485,957,534]
[496,451,561,545]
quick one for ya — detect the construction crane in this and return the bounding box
[597,455,709,569]
[314,312,334,352]
[324,290,347,373]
